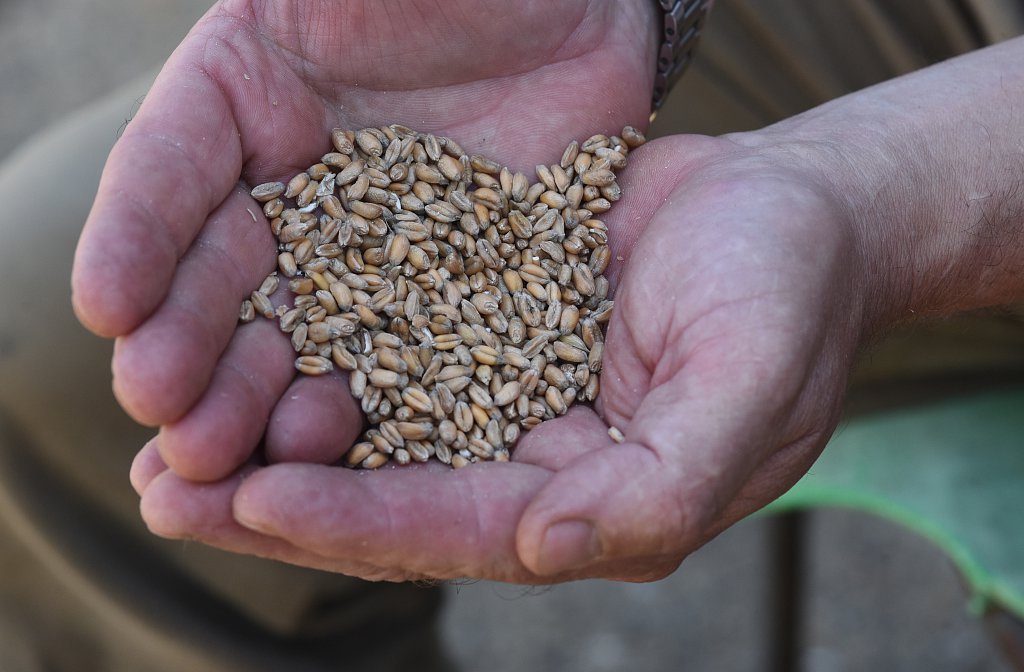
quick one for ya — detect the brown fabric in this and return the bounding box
[0,76,451,672]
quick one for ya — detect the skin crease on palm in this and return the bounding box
[72,0,1024,584]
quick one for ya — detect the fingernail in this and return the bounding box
[232,493,277,536]
[235,512,280,536]
[536,520,602,574]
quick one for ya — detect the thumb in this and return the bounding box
[516,357,783,577]
[515,438,716,577]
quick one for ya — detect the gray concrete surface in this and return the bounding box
[0,0,1013,670]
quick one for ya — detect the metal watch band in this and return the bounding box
[652,0,710,112]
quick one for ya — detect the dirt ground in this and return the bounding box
[0,0,1012,669]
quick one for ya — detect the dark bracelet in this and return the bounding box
[652,0,710,113]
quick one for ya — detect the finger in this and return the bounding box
[708,431,829,540]
[516,440,701,576]
[156,317,295,482]
[265,371,363,465]
[111,187,276,425]
[230,461,683,582]
[71,9,334,339]
[140,467,413,581]
[510,405,610,471]
[72,41,244,338]
[129,437,167,496]
[231,462,552,581]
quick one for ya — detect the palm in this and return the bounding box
[130,135,868,583]
[196,0,657,175]
[72,0,656,480]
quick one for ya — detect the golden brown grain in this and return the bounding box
[238,124,645,467]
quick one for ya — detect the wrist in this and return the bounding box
[731,38,1024,338]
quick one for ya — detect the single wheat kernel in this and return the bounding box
[295,355,333,376]
[250,291,274,319]
[251,182,285,201]
[361,451,389,469]
[239,300,256,323]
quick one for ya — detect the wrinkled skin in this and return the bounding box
[74,1,869,583]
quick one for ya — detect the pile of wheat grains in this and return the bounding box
[243,124,644,469]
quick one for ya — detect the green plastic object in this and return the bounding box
[764,385,1024,618]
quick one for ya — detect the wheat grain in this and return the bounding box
[239,124,645,467]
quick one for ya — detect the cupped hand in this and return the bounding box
[71,0,658,480]
[131,132,875,583]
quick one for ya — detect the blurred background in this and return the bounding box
[0,0,1017,670]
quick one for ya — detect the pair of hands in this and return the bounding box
[72,0,872,583]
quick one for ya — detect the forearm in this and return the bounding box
[741,36,1024,333]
